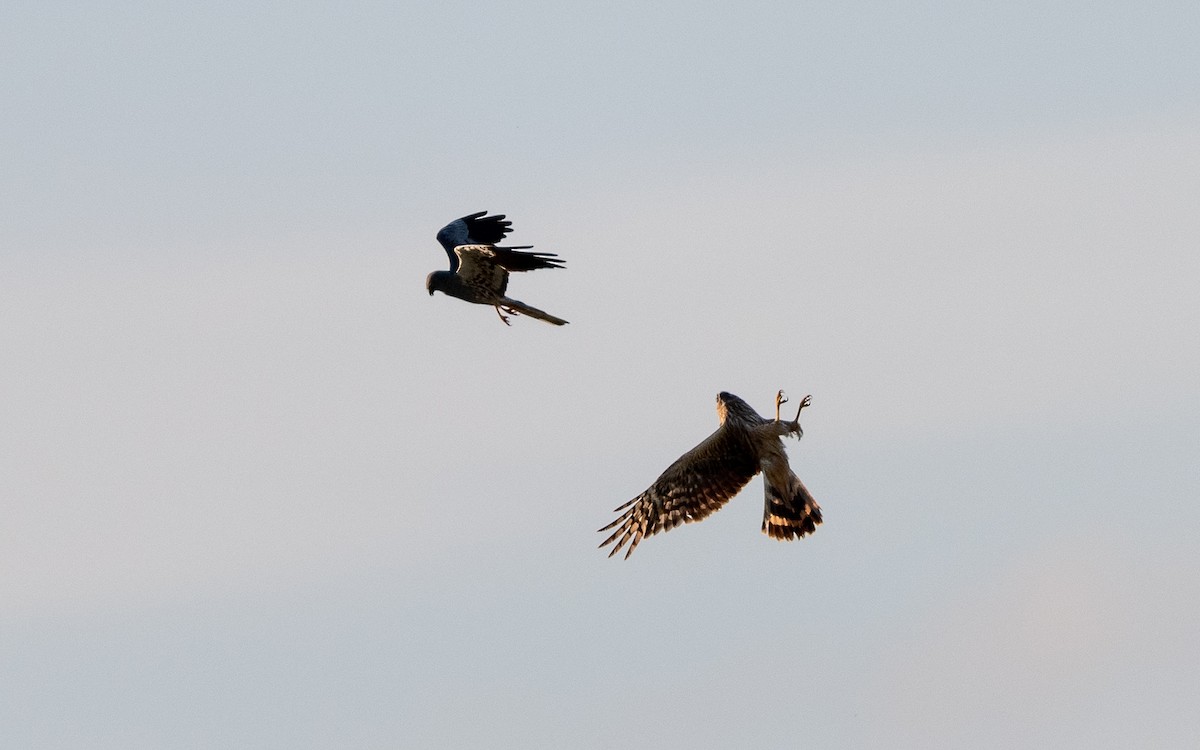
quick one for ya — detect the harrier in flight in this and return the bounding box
[425,211,568,326]
[599,391,822,559]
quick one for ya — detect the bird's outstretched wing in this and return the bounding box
[452,243,565,296]
[435,212,514,272]
[452,245,509,297]
[598,427,760,559]
[490,246,565,272]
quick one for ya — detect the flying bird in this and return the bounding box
[599,391,822,559]
[425,211,568,326]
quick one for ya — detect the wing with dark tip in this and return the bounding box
[435,212,514,271]
[598,426,760,559]
[491,246,565,272]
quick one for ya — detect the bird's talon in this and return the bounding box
[794,394,811,422]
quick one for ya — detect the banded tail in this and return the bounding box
[762,469,822,540]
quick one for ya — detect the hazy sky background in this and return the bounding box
[3,2,1199,748]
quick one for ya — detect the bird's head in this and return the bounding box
[425,270,446,296]
[716,391,757,425]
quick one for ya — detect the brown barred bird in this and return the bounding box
[425,211,568,326]
[599,390,822,559]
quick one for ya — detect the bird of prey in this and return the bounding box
[599,390,822,559]
[425,211,568,326]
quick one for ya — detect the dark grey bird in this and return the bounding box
[425,211,568,326]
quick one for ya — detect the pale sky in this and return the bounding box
[3,2,1199,748]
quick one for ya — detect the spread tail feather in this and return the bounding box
[501,297,569,326]
[762,470,822,540]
